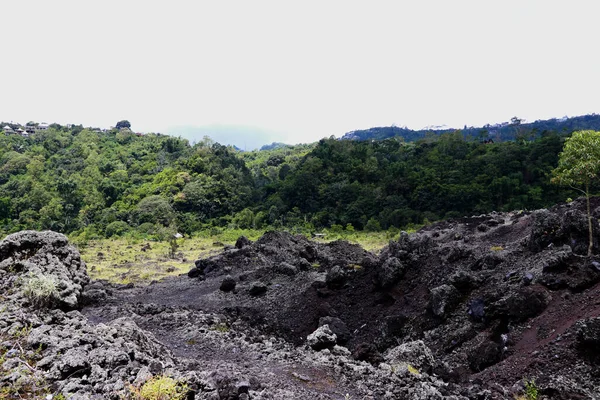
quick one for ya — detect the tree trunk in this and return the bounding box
[587,183,593,257]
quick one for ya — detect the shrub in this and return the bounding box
[524,379,538,400]
[127,375,188,400]
[364,218,382,232]
[22,273,59,308]
[105,221,130,238]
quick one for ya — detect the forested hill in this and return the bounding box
[341,114,600,142]
[0,123,583,240]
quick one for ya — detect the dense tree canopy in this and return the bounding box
[116,120,131,130]
[0,122,582,240]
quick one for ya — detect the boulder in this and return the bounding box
[489,287,550,322]
[235,236,252,249]
[325,265,347,288]
[220,275,236,292]
[467,338,502,372]
[529,209,562,252]
[576,317,600,351]
[352,343,383,365]
[429,284,461,318]
[187,267,203,278]
[467,298,485,322]
[385,340,435,372]
[0,230,89,309]
[318,316,351,344]
[248,282,267,296]
[306,325,337,350]
[376,257,405,288]
[275,262,298,276]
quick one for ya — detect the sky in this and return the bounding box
[1,1,599,149]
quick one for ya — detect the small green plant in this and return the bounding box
[211,322,229,333]
[515,379,538,400]
[490,246,504,252]
[524,379,538,400]
[406,364,420,375]
[127,375,188,400]
[22,273,59,308]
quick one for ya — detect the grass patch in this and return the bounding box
[77,228,397,284]
[125,375,188,400]
[21,273,59,309]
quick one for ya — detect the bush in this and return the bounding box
[136,222,158,236]
[22,273,59,308]
[364,218,382,232]
[127,375,188,400]
[105,221,130,237]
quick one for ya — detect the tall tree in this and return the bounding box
[116,120,131,130]
[552,130,600,256]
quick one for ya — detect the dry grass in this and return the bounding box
[78,230,393,285]
[79,237,223,285]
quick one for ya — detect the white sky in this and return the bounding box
[1,1,599,146]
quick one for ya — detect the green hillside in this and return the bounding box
[0,121,584,240]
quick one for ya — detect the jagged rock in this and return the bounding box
[325,265,346,288]
[352,343,383,365]
[429,284,461,318]
[248,282,267,296]
[188,267,203,278]
[540,245,573,272]
[299,244,318,262]
[489,287,551,322]
[560,208,597,255]
[306,325,337,350]
[194,258,220,275]
[576,317,600,350]
[471,252,505,271]
[376,257,405,288]
[275,262,297,276]
[235,236,252,249]
[522,272,534,285]
[468,298,485,322]
[220,275,236,292]
[467,337,502,372]
[318,316,351,344]
[449,270,475,292]
[295,258,312,271]
[529,209,562,252]
[443,244,472,263]
[0,230,89,308]
[385,340,435,372]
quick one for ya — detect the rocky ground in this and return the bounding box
[1,198,600,399]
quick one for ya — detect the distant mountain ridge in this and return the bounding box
[340,114,600,142]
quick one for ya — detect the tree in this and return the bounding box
[116,120,131,130]
[551,130,600,256]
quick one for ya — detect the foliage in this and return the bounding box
[524,379,539,400]
[105,220,131,237]
[21,273,59,308]
[126,375,188,400]
[116,120,131,129]
[552,130,600,256]
[552,130,600,188]
[0,120,587,240]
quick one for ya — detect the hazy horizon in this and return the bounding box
[2,1,598,148]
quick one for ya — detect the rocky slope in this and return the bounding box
[2,199,600,399]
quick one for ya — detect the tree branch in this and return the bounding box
[568,184,587,196]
